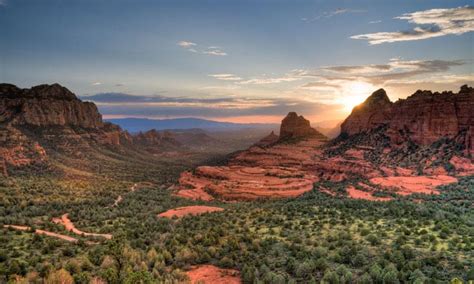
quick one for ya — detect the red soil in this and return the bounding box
[450,156,474,176]
[369,175,458,195]
[52,213,112,240]
[4,225,79,243]
[346,186,392,202]
[158,206,224,218]
[186,265,241,284]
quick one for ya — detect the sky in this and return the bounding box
[1,0,473,125]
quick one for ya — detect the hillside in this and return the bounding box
[1,84,473,284]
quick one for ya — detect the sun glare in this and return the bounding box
[341,81,374,111]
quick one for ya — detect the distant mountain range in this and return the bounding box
[106,117,279,133]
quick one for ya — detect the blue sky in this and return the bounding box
[1,0,473,124]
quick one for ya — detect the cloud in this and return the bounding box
[209,74,242,81]
[207,71,304,85]
[177,41,197,48]
[351,6,474,44]
[239,76,301,85]
[203,49,227,56]
[369,20,382,24]
[92,82,102,86]
[302,8,366,22]
[81,92,339,120]
[299,58,471,94]
[178,41,228,56]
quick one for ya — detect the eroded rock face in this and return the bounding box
[279,112,323,141]
[0,83,103,128]
[341,86,474,153]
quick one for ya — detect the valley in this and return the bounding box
[0,84,473,283]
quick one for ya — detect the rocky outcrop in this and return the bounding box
[279,112,324,141]
[0,83,103,128]
[340,86,474,153]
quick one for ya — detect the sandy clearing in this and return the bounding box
[346,186,392,202]
[52,214,112,240]
[369,175,458,195]
[4,225,79,243]
[186,265,241,284]
[158,206,224,218]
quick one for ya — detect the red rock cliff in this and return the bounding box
[340,86,474,152]
[0,83,103,128]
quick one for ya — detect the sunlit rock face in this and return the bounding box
[340,88,392,136]
[341,86,474,153]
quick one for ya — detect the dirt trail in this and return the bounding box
[4,225,79,243]
[52,213,112,240]
[158,206,224,218]
[109,182,148,208]
[186,265,241,284]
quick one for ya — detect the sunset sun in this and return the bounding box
[341,81,374,111]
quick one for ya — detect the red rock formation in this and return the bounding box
[341,86,474,153]
[0,83,103,128]
[279,112,324,141]
[0,83,166,169]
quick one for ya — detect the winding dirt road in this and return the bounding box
[52,213,112,240]
[4,225,79,243]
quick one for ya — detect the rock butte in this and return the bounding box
[341,85,474,155]
[158,206,224,218]
[185,265,241,284]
